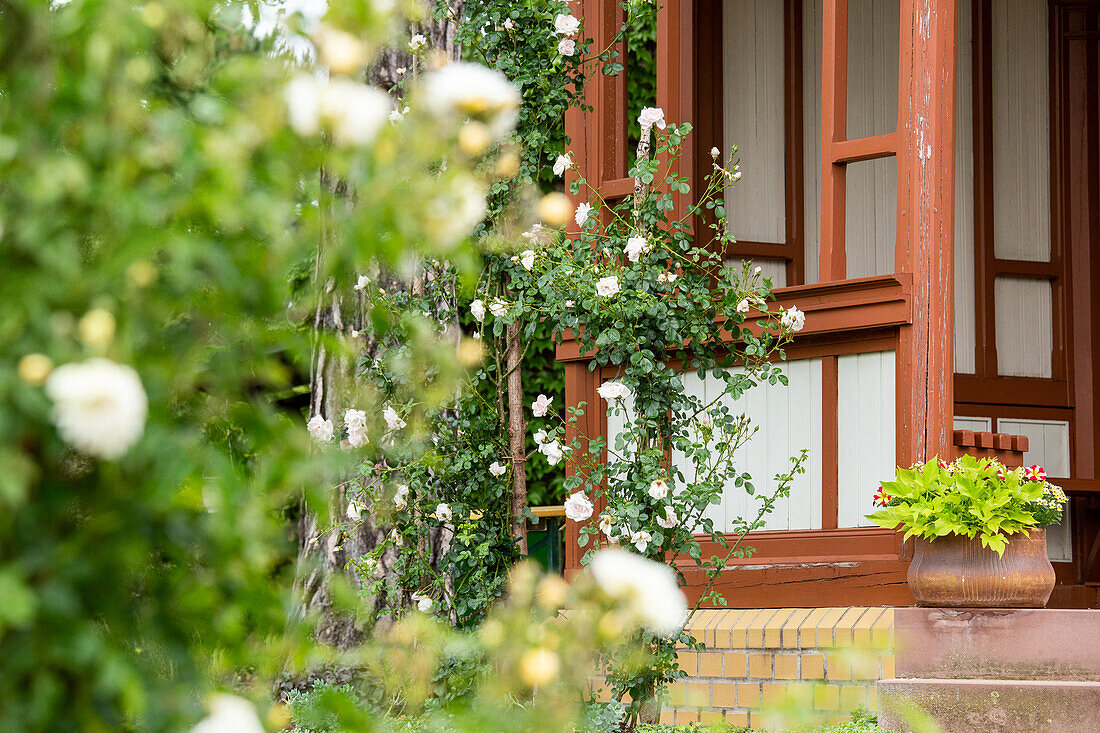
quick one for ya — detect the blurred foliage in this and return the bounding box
[0,0,517,727]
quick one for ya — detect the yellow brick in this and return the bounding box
[693,609,719,646]
[881,654,895,680]
[674,708,698,724]
[686,682,710,707]
[658,708,676,725]
[853,607,884,648]
[713,610,737,646]
[798,607,832,647]
[801,653,825,679]
[748,653,772,678]
[872,608,895,649]
[782,608,813,648]
[867,685,878,711]
[852,650,880,680]
[763,608,797,648]
[699,710,724,725]
[774,653,799,680]
[814,608,849,648]
[826,653,852,681]
[712,609,746,649]
[724,651,748,678]
[591,684,612,702]
[731,608,763,648]
[747,608,775,648]
[667,682,687,706]
[726,710,750,726]
[814,684,840,711]
[677,651,699,676]
[698,652,723,677]
[737,682,761,708]
[840,685,868,711]
[712,681,737,707]
[786,683,815,708]
[833,607,870,648]
[761,682,788,705]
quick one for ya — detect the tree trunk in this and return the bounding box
[296,3,465,649]
[506,319,528,555]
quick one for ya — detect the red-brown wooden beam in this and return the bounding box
[656,0,696,219]
[895,0,959,467]
[819,0,849,282]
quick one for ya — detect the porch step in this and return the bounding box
[878,678,1100,733]
[894,607,1100,681]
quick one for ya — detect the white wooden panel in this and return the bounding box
[845,157,897,278]
[726,257,788,289]
[846,0,899,139]
[603,382,635,470]
[837,351,897,527]
[955,0,977,374]
[992,0,1051,262]
[953,415,993,433]
[723,0,786,244]
[994,276,1053,378]
[705,359,823,532]
[996,418,1071,562]
[802,0,822,284]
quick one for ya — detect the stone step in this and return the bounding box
[894,607,1100,681]
[878,678,1100,733]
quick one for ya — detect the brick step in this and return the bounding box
[894,608,1100,681]
[878,678,1100,733]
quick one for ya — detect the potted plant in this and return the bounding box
[867,456,1069,607]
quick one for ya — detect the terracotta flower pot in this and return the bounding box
[907,529,1055,608]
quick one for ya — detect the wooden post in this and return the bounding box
[506,320,528,556]
[895,0,958,466]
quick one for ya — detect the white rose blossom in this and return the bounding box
[564,490,594,521]
[648,478,669,500]
[394,484,410,509]
[190,694,265,733]
[503,17,514,29]
[409,33,427,51]
[710,146,721,158]
[588,549,688,636]
[284,75,391,147]
[540,440,565,466]
[412,593,433,612]
[470,298,486,322]
[421,62,520,138]
[595,276,620,297]
[382,406,406,431]
[554,13,580,36]
[344,408,367,432]
[552,153,573,177]
[781,305,806,332]
[596,380,629,401]
[354,274,370,291]
[346,500,364,521]
[574,202,592,227]
[631,530,652,553]
[557,38,576,56]
[307,415,334,442]
[624,235,652,263]
[45,358,148,459]
[736,298,750,314]
[656,506,679,529]
[489,461,508,477]
[346,429,368,448]
[598,513,617,539]
[531,393,553,417]
[488,298,511,319]
[519,250,537,270]
[657,271,678,284]
[435,502,453,522]
[638,106,666,131]
[389,106,408,123]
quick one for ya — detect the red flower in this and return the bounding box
[996,465,1006,480]
[937,458,951,469]
[873,486,891,507]
[1022,464,1047,481]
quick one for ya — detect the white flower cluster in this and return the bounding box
[421,62,520,139]
[45,358,148,460]
[469,297,512,323]
[623,235,651,263]
[554,12,579,56]
[638,106,666,131]
[564,490,593,521]
[344,408,368,447]
[596,380,629,401]
[190,695,265,733]
[780,305,805,332]
[588,549,688,636]
[553,153,573,177]
[534,428,566,465]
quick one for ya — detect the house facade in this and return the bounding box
[559,0,1100,610]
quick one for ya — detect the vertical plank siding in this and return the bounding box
[997,417,1073,562]
[802,0,824,284]
[836,351,897,528]
[994,276,1054,378]
[954,0,977,374]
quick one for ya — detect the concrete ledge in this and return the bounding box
[894,607,1100,681]
[878,678,1100,733]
